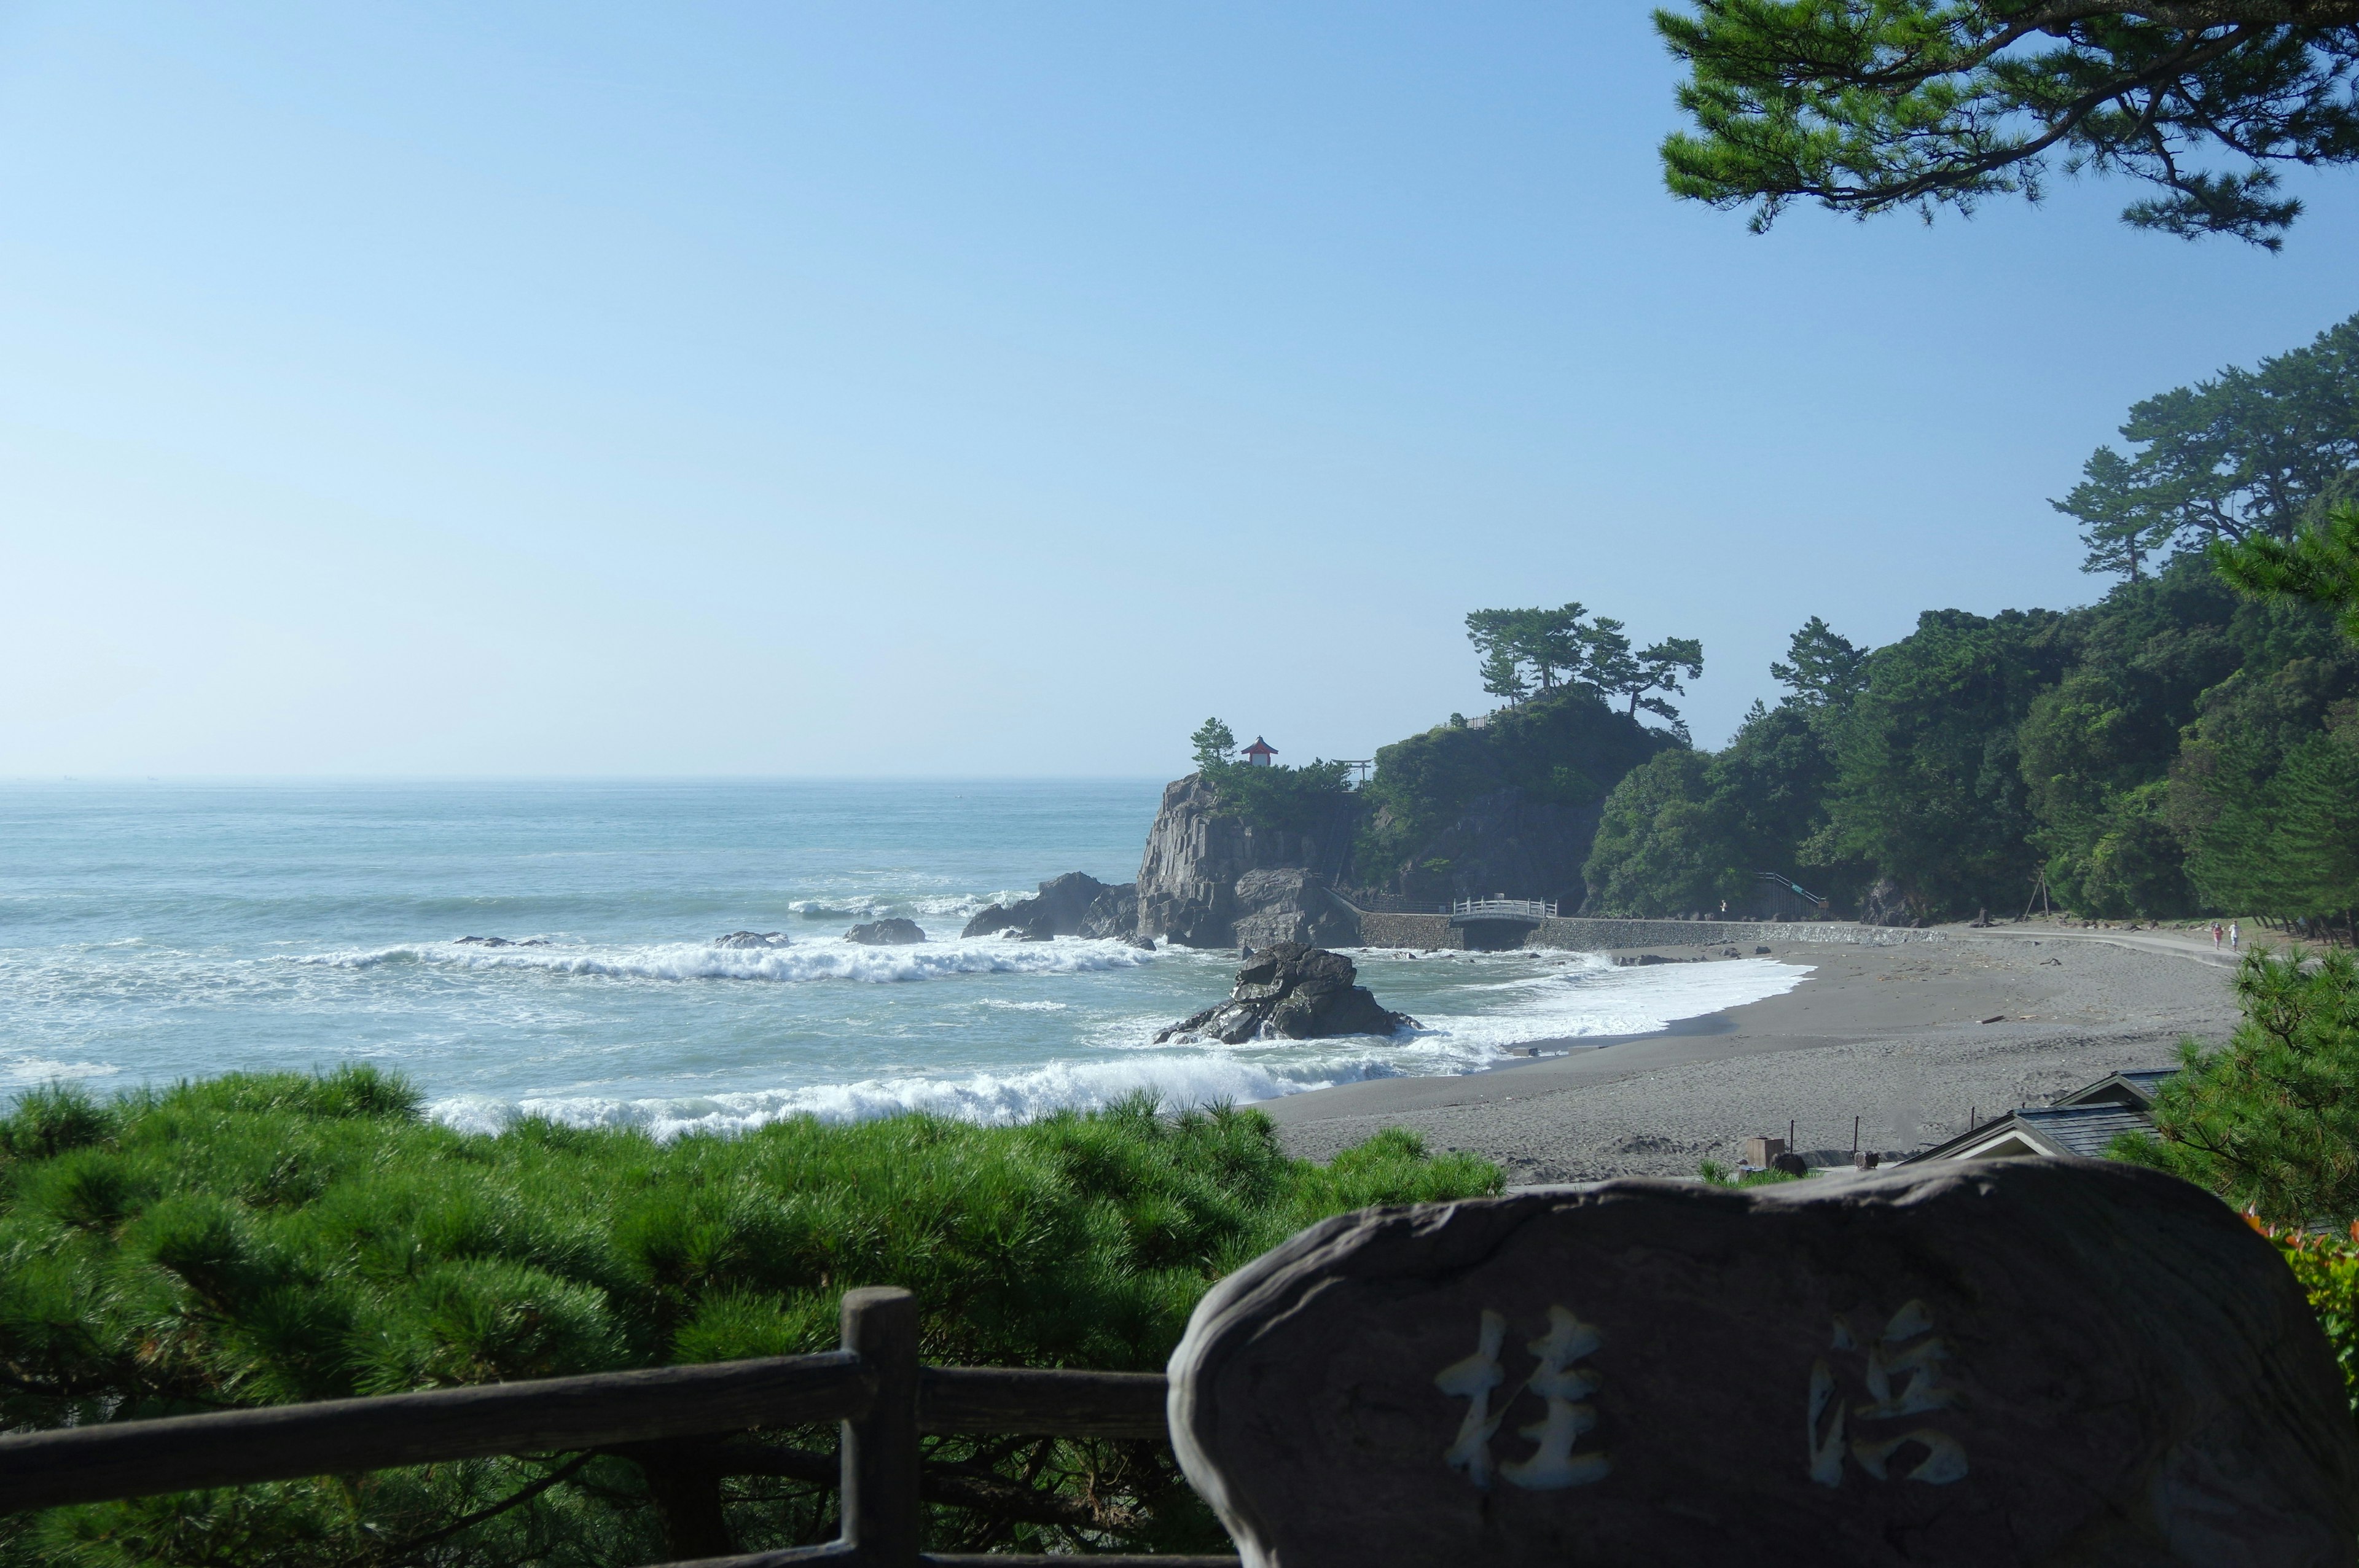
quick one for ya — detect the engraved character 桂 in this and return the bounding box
[1436,1308,1509,1488]
[1498,1306,1611,1489]
[1436,1305,1610,1490]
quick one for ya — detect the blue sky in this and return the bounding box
[1,3,2353,776]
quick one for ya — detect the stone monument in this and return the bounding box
[1167,1158,2358,1566]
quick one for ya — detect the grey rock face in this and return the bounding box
[1078,882,1140,940]
[844,917,926,945]
[961,872,1138,940]
[1155,942,1415,1044]
[711,930,789,949]
[1859,876,1919,927]
[1135,774,1359,948]
[1230,868,1359,950]
[962,903,1023,939]
[1169,1159,2359,1568]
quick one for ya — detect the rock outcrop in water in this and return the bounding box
[1134,775,1359,949]
[963,872,1139,942]
[845,918,926,945]
[455,935,552,948]
[1154,943,1415,1044]
[711,930,789,949]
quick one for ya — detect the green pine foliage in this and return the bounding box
[1356,687,1676,897]
[1581,751,1743,918]
[1656,2,2359,248]
[1197,757,1355,838]
[1823,608,2071,916]
[1582,696,1850,918]
[0,1071,1498,1566]
[2113,949,2359,1225]
[2059,317,2359,577]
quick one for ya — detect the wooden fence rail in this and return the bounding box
[0,1287,1234,1568]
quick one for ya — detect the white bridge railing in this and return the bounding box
[1449,897,1558,921]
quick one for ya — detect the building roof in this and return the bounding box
[1903,1067,2177,1164]
[1242,737,1278,755]
[2054,1069,2175,1110]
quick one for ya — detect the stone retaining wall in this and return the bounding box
[1348,913,1934,952]
[1353,912,1461,949]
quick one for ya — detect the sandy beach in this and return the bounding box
[1266,927,2247,1184]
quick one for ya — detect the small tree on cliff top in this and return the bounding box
[1190,717,1237,771]
[1466,604,1703,728]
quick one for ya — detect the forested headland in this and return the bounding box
[1584,312,2359,932]
[1197,313,2359,936]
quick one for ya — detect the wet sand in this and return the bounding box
[1263,928,2243,1185]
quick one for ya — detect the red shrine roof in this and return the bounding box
[1242,737,1278,757]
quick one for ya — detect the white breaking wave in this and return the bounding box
[294,937,1154,984]
[1,1056,122,1086]
[1406,953,1809,1050]
[786,892,1022,921]
[424,955,1812,1142]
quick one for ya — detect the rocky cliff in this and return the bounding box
[1134,774,1359,948]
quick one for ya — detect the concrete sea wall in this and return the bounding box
[1350,914,1934,952]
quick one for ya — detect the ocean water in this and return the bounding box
[0,780,1807,1138]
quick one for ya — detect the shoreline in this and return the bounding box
[1262,927,2243,1184]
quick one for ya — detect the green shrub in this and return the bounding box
[1200,757,1355,836]
[2111,947,2359,1223]
[0,1072,1498,1565]
[2268,1226,2359,1424]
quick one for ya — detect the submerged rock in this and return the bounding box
[1155,942,1416,1044]
[455,935,551,948]
[845,917,927,945]
[711,930,790,949]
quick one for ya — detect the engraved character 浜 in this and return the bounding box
[1436,1305,1610,1490]
[1807,1298,1968,1487]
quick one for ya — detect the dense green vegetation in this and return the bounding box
[1185,718,1356,838]
[1187,602,1692,883]
[1585,317,2359,929]
[1356,690,1677,897]
[2108,947,2359,1419]
[0,1069,1496,1566]
[2060,314,2358,579]
[1657,2,2359,248]
[2116,948,2359,1225]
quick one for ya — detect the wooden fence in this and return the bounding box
[0,1287,1239,1568]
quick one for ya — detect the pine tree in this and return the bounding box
[1189,718,1236,773]
[2116,949,2359,1224]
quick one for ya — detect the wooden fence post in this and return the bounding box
[840,1287,920,1567]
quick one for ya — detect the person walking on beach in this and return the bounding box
[2230,921,2240,951]
[2212,923,2223,950]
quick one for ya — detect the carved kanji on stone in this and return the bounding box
[1167,1160,2359,1567]
[1806,1298,1967,1488]
[1436,1305,1608,1491]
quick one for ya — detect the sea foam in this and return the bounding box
[424,954,1811,1142]
[295,937,1154,985]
